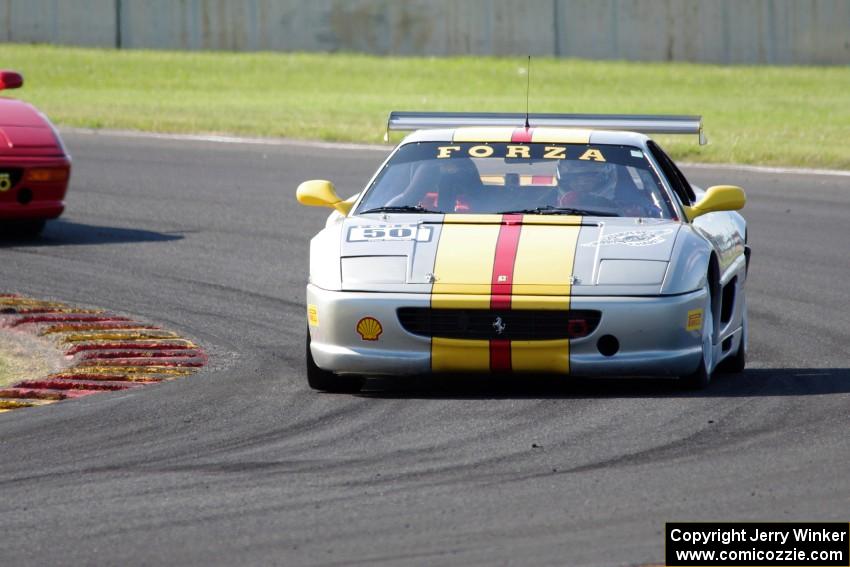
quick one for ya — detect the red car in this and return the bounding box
[0,70,71,236]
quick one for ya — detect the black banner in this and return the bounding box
[666,522,849,566]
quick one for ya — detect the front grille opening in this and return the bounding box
[397,308,601,341]
[720,277,736,324]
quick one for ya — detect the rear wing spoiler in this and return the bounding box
[386,111,706,145]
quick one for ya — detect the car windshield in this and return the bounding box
[356,142,676,218]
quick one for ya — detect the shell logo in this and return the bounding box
[356,317,383,341]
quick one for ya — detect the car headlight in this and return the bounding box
[341,256,407,284]
[596,260,668,285]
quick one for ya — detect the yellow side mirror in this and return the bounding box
[296,180,354,215]
[683,185,746,221]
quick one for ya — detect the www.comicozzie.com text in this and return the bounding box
[670,527,848,546]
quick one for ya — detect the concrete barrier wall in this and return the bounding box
[1,0,848,65]
[1,0,116,47]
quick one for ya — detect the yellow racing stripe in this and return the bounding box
[511,217,581,299]
[531,128,592,144]
[431,217,501,298]
[453,127,515,142]
[431,338,491,372]
[511,339,571,374]
[441,214,503,224]
[509,216,582,374]
[431,216,501,370]
[519,215,583,225]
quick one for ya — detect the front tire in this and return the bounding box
[306,332,364,393]
[680,285,715,390]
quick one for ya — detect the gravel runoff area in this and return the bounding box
[0,328,67,390]
[0,294,208,413]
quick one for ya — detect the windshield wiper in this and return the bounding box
[359,205,441,214]
[497,205,620,217]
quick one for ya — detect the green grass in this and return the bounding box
[2,44,849,168]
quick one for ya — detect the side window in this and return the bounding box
[647,141,696,205]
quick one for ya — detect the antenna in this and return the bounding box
[524,55,531,129]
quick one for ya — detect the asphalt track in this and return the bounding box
[1,132,849,566]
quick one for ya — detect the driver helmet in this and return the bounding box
[556,158,618,197]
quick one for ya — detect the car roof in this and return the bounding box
[399,126,651,148]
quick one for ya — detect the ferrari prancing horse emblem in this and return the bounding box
[492,316,506,335]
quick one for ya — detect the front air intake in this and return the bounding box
[397,308,600,341]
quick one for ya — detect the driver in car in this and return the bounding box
[387,158,484,212]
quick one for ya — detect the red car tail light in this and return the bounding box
[25,167,69,183]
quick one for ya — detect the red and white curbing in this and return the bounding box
[0,293,206,412]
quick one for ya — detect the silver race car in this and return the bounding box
[297,112,748,392]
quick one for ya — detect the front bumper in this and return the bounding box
[306,284,707,377]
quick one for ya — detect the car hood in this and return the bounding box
[336,215,681,295]
[0,98,66,157]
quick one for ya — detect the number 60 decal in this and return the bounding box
[348,224,432,242]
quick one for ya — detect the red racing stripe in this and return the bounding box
[511,127,534,143]
[490,214,522,310]
[490,339,511,371]
[489,214,523,372]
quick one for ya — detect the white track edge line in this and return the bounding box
[61,127,850,177]
[60,127,390,152]
[679,161,850,178]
